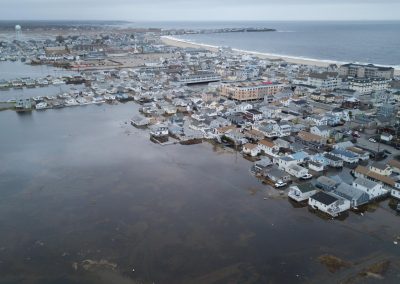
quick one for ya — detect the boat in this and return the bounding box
[11,80,24,88]
[52,79,65,85]
[66,76,86,85]
[64,98,79,106]
[35,102,48,110]
[25,79,37,88]
[38,79,49,86]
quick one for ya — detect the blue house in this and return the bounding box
[291,151,310,163]
[331,149,359,164]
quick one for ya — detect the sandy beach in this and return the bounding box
[162,36,400,75]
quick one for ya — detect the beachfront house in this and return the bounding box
[288,183,318,202]
[258,139,279,156]
[266,167,291,183]
[276,156,297,170]
[131,114,150,127]
[242,143,260,157]
[285,164,309,179]
[252,157,273,174]
[308,191,351,217]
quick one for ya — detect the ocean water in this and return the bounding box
[165,21,400,67]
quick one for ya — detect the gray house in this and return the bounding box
[315,176,340,192]
[266,166,291,183]
[332,183,370,208]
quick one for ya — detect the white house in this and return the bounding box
[242,143,260,157]
[352,177,388,199]
[235,103,253,112]
[306,115,328,126]
[391,188,400,200]
[308,161,324,172]
[286,164,309,178]
[259,106,281,118]
[258,139,279,156]
[276,156,297,170]
[310,125,331,138]
[330,149,359,164]
[308,191,351,217]
[150,124,169,137]
[369,163,392,176]
[288,183,318,202]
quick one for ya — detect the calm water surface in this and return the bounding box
[173,21,400,67]
[0,103,399,283]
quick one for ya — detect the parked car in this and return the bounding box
[369,138,377,143]
[274,181,287,188]
[300,173,313,180]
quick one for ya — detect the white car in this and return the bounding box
[274,181,287,188]
[300,173,313,180]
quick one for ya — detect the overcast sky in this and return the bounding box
[1,0,400,21]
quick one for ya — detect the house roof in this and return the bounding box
[296,183,316,193]
[323,153,342,162]
[268,167,289,179]
[298,131,323,142]
[346,147,367,155]
[314,125,330,132]
[334,183,369,202]
[353,177,379,189]
[370,162,390,171]
[388,159,400,169]
[216,125,236,134]
[354,165,395,187]
[258,139,276,148]
[245,129,264,138]
[316,176,339,188]
[310,191,338,205]
[331,149,359,159]
[243,143,258,150]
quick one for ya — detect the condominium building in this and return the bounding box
[348,78,390,94]
[307,72,342,90]
[339,63,394,79]
[220,81,285,101]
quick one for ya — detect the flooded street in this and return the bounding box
[0,103,399,283]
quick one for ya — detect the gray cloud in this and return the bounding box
[1,0,399,21]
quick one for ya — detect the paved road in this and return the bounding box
[357,133,399,155]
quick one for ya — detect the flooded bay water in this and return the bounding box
[0,103,399,283]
